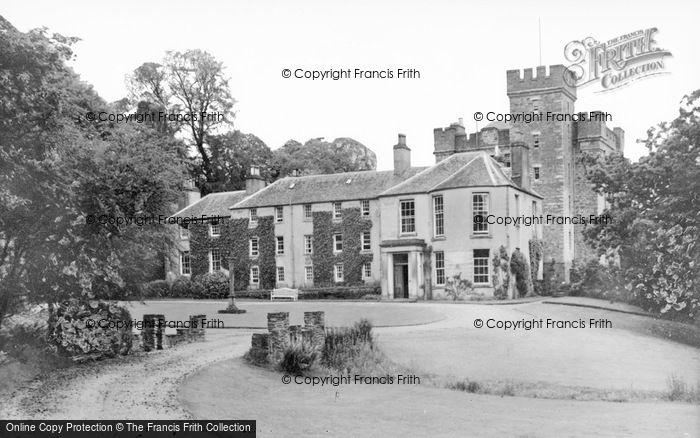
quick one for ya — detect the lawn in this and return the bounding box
[180,357,700,438]
[120,300,445,329]
[377,302,700,392]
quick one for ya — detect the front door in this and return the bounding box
[393,253,409,299]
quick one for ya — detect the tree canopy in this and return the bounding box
[582,90,700,320]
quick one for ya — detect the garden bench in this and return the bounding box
[271,287,299,301]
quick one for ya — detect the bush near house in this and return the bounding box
[141,280,170,298]
[170,276,205,298]
[135,278,380,300]
[194,272,230,299]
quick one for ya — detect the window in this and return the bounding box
[275,206,283,222]
[303,204,312,220]
[250,266,260,284]
[533,134,540,148]
[333,202,342,220]
[305,265,313,282]
[362,262,372,278]
[334,263,344,282]
[514,194,520,224]
[276,236,284,255]
[473,249,490,284]
[361,200,370,216]
[304,235,313,254]
[210,220,220,237]
[532,200,538,216]
[435,251,445,285]
[400,199,415,234]
[179,226,189,240]
[276,266,285,283]
[361,231,371,251]
[504,153,511,168]
[333,234,343,253]
[433,195,444,237]
[472,193,489,233]
[180,251,191,275]
[249,237,259,257]
[534,166,540,180]
[210,249,221,272]
[249,208,258,222]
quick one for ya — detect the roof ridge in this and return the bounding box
[482,153,498,185]
[426,153,481,193]
[377,156,457,196]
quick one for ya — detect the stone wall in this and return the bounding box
[248,311,327,365]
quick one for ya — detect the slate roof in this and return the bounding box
[171,190,247,219]
[231,168,426,209]
[379,151,542,198]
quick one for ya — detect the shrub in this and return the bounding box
[449,379,482,393]
[47,299,132,360]
[141,279,170,298]
[278,339,318,375]
[170,276,204,298]
[569,258,628,302]
[510,248,533,298]
[492,246,510,300]
[195,271,230,299]
[444,273,473,301]
[322,319,374,370]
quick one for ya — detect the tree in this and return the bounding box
[271,137,376,178]
[0,16,186,325]
[582,90,700,320]
[128,50,236,193]
[206,130,273,192]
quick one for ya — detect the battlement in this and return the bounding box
[507,65,576,99]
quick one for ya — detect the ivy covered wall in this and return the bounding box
[188,216,276,290]
[312,208,372,287]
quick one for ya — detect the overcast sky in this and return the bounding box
[4,0,698,168]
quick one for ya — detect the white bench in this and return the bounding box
[271,287,299,301]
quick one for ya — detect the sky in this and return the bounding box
[3,0,698,169]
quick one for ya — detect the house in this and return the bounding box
[169,132,542,300]
[167,64,624,298]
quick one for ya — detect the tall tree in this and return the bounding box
[582,90,700,320]
[128,50,236,193]
[0,16,186,325]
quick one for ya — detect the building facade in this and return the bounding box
[167,64,623,297]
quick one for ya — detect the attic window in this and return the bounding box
[345,178,352,184]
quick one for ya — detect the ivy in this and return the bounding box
[312,208,372,287]
[312,211,334,286]
[187,216,275,290]
[256,216,276,289]
[340,208,373,285]
[189,220,233,277]
[229,218,250,290]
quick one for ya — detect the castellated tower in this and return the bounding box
[506,65,577,280]
[433,65,624,283]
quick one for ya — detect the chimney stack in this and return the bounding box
[245,165,266,194]
[509,141,531,191]
[393,134,411,176]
